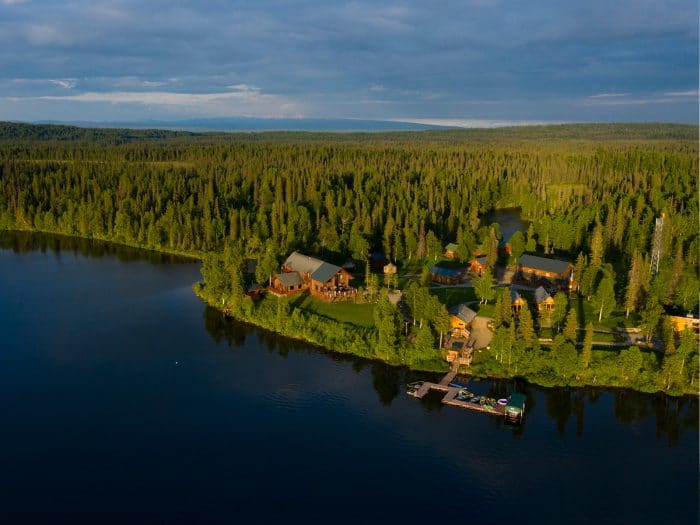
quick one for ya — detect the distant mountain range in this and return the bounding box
[1,121,696,144]
[35,117,453,132]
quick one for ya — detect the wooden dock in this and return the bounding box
[408,362,505,417]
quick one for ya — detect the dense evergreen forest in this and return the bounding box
[1,122,697,395]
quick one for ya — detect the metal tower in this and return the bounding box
[650,214,664,276]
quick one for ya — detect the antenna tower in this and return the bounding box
[650,214,664,276]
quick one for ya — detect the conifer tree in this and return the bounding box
[640,295,664,343]
[661,316,676,355]
[552,292,568,332]
[624,250,642,317]
[563,308,578,342]
[517,304,535,349]
[499,287,512,327]
[474,266,495,304]
[581,322,593,369]
[590,222,604,267]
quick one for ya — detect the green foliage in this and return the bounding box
[473,266,495,304]
[640,295,664,342]
[517,304,535,349]
[373,289,403,360]
[581,322,593,369]
[509,230,526,260]
[2,123,699,395]
[592,275,616,322]
[589,222,605,267]
[551,336,579,378]
[675,270,699,312]
[563,308,578,342]
[551,292,568,331]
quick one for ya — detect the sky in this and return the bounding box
[0,0,698,125]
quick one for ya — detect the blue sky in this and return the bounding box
[1,0,697,124]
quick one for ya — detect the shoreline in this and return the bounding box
[2,227,696,398]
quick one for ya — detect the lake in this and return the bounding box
[0,232,697,524]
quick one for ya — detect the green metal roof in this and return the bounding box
[445,242,459,251]
[506,392,526,410]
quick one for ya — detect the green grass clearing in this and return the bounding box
[429,287,477,306]
[295,294,376,327]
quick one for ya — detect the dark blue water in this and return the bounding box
[1,233,697,524]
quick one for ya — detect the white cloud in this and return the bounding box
[387,118,567,128]
[664,89,699,97]
[141,80,168,88]
[49,79,76,89]
[581,94,697,106]
[226,84,260,92]
[588,93,629,98]
[9,89,304,118]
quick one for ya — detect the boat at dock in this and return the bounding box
[407,365,525,423]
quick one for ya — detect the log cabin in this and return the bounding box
[429,265,462,285]
[516,254,573,289]
[448,303,477,336]
[276,251,355,299]
[469,255,489,276]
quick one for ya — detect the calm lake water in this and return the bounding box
[1,233,697,524]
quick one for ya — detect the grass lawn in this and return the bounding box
[473,303,496,318]
[571,295,638,331]
[296,294,375,327]
[429,287,477,306]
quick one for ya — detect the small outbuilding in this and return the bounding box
[383,262,397,274]
[534,286,555,312]
[444,242,460,260]
[469,255,489,276]
[448,303,477,333]
[510,288,526,314]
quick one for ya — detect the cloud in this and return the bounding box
[8,88,304,118]
[48,79,76,89]
[141,80,168,88]
[581,93,696,106]
[664,89,699,97]
[387,118,568,128]
[589,93,630,98]
[226,84,260,92]
[0,0,696,123]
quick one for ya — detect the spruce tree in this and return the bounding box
[517,305,535,349]
[563,308,578,342]
[474,266,495,304]
[581,322,594,369]
[624,250,642,317]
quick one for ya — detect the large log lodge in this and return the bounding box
[516,254,573,289]
[270,251,355,300]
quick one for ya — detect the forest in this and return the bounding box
[0,122,697,395]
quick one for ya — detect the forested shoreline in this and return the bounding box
[1,122,697,396]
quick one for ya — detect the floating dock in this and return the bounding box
[408,362,524,421]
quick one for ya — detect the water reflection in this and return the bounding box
[3,230,696,446]
[202,304,698,444]
[0,230,193,265]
